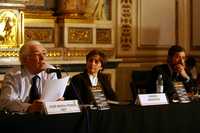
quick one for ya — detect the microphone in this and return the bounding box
[46,68,62,79]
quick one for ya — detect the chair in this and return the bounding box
[130,70,152,102]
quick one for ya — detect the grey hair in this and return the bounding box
[19,40,43,64]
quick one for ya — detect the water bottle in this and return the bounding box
[156,74,163,93]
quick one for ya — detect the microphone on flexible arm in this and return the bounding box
[46,68,62,79]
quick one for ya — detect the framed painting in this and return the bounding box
[0,9,24,49]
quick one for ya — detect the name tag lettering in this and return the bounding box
[43,100,81,115]
[137,93,169,106]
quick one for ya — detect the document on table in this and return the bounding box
[41,76,70,102]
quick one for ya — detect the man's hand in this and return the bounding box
[57,97,64,101]
[27,100,43,113]
[174,64,190,80]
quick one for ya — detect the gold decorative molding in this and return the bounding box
[0,47,115,62]
[59,18,94,24]
[0,50,18,57]
[120,0,133,51]
[0,49,62,58]
[96,28,111,44]
[68,27,93,43]
[63,48,114,59]
[25,27,55,43]
[24,10,55,19]
[47,48,63,57]
[25,0,45,7]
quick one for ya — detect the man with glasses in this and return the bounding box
[0,40,57,112]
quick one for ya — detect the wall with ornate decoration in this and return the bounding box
[116,0,200,101]
[0,0,199,101]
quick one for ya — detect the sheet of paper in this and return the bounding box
[41,76,70,102]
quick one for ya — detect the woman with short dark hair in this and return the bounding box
[64,49,117,107]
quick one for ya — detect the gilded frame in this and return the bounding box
[96,28,112,44]
[0,9,24,49]
[25,27,55,44]
[68,27,93,44]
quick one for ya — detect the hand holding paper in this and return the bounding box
[41,76,70,102]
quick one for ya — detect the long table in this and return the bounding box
[1,103,200,133]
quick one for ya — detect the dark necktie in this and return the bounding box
[172,72,178,81]
[29,75,40,103]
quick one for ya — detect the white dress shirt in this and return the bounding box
[88,74,98,86]
[0,65,57,112]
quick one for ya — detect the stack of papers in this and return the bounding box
[41,76,70,102]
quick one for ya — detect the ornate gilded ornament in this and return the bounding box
[68,27,92,43]
[96,28,111,44]
[120,0,133,51]
[0,9,18,48]
[25,27,54,43]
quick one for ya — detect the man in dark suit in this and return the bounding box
[64,50,117,106]
[148,45,197,101]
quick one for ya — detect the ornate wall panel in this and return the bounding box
[24,11,56,48]
[117,0,177,60]
[117,0,137,57]
[138,0,176,49]
[68,27,93,44]
[63,48,114,60]
[96,28,112,44]
[191,0,200,49]
[120,0,134,50]
[25,27,54,43]
[55,0,116,59]
[60,20,115,59]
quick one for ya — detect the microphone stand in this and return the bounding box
[46,68,62,79]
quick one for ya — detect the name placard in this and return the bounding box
[173,81,191,103]
[43,100,81,115]
[137,93,169,106]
